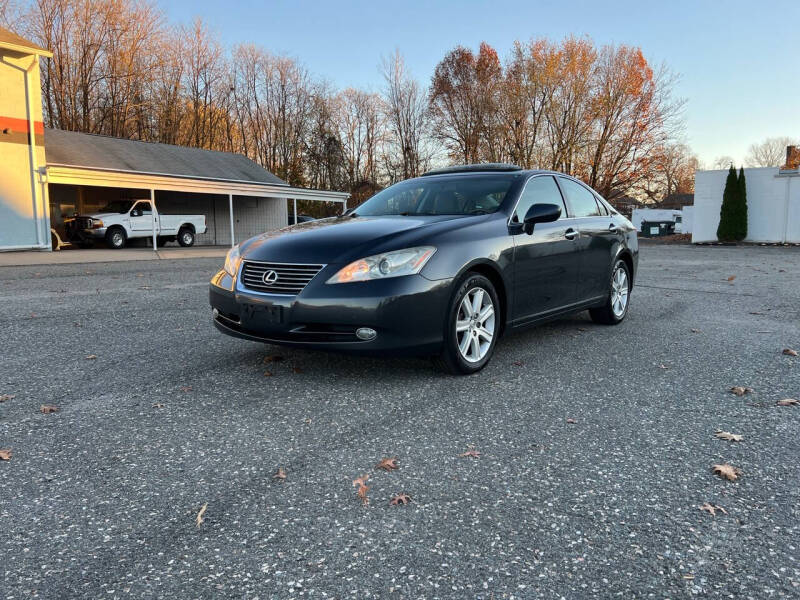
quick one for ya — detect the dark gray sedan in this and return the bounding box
[210,164,638,374]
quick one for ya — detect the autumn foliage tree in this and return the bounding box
[10,1,689,211]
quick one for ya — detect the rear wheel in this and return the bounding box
[105,227,126,249]
[434,273,500,375]
[589,258,631,325]
[178,228,195,247]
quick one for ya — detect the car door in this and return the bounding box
[129,201,154,233]
[557,177,616,302]
[510,175,581,322]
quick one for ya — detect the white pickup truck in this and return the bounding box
[72,199,207,249]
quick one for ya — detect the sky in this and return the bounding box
[161,0,800,167]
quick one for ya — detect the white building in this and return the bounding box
[693,165,800,244]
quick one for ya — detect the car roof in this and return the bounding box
[417,166,563,180]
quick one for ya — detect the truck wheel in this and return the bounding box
[106,227,126,249]
[178,228,195,247]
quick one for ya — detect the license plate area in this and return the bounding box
[241,302,285,325]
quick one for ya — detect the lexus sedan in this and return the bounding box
[210,164,638,374]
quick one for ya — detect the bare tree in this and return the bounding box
[381,50,431,181]
[745,136,798,167]
[711,155,735,170]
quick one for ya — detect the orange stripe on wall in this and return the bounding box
[0,116,45,135]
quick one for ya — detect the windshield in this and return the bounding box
[354,175,514,217]
[99,200,135,214]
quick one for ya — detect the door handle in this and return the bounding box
[565,228,578,240]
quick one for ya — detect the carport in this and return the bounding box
[42,129,349,249]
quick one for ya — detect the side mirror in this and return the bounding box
[131,209,141,217]
[523,203,561,234]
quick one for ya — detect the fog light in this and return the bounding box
[212,308,219,319]
[356,327,377,341]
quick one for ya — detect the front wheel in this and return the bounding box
[434,273,501,375]
[105,228,126,249]
[177,228,195,247]
[589,258,631,325]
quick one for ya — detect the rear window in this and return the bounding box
[355,175,514,216]
[558,177,601,218]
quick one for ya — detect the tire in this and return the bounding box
[434,273,501,375]
[105,227,126,249]
[177,228,195,247]
[589,258,631,325]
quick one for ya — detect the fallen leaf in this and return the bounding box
[0,394,15,403]
[459,448,481,459]
[699,502,727,517]
[352,474,370,488]
[291,366,303,374]
[273,467,287,481]
[152,403,165,409]
[356,483,369,505]
[658,364,670,370]
[776,398,798,406]
[0,449,11,461]
[136,273,144,277]
[712,463,741,481]
[40,405,59,414]
[690,328,701,333]
[179,385,193,392]
[566,418,577,424]
[512,360,524,366]
[714,430,742,442]
[263,355,284,364]
[376,457,398,471]
[263,370,273,377]
[782,348,798,357]
[390,493,412,506]
[729,386,753,396]
[196,503,208,528]
[85,354,97,360]
[727,275,736,282]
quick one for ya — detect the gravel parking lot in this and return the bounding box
[1,244,798,599]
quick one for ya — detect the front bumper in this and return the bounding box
[209,267,452,356]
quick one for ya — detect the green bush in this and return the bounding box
[717,165,747,241]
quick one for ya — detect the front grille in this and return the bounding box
[240,261,324,295]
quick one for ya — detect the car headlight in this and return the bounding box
[224,244,242,276]
[326,246,436,284]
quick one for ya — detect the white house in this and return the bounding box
[693,164,800,244]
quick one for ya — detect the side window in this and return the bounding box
[595,197,608,216]
[133,201,152,216]
[558,178,601,218]
[512,176,566,223]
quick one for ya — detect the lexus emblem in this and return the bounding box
[261,270,279,285]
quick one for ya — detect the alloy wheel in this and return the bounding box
[610,264,629,318]
[455,287,495,363]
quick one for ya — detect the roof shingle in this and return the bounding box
[44,128,287,186]
[0,26,50,54]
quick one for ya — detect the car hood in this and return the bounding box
[240,214,464,264]
[83,212,123,220]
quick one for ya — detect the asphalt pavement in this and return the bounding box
[1,244,798,599]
